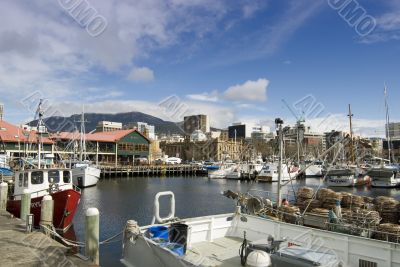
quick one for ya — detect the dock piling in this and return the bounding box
[85,207,100,265]
[0,182,7,210]
[40,195,54,227]
[20,189,31,221]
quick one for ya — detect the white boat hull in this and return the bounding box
[122,212,400,267]
[325,175,356,187]
[72,165,100,188]
[305,165,323,177]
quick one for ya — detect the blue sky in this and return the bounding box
[1,0,399,136]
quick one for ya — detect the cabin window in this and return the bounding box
[63,171,71,183]
[23,173,28,187]
[48,170,60,183]
[31,171,44,185]
[359,259,377,267]
[18,173,23,187]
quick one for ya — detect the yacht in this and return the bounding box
[71,110,101,188]
[225,164,242,180]
[304,160,324,177]
[257,163,299,182]
[208,163,235,179]
[72,161,101,188]
[368,165,400,188]
[324,166,369,187]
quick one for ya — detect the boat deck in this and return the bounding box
[185,237,244,267]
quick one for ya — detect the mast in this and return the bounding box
[36,99,45,169]
[275,118,284,208]
[79,106,86,162]
[384,84,392,164]
[347,104,355,164]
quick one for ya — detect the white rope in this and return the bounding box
[41,224,85,247]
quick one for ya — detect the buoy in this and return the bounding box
[246,250,272,267]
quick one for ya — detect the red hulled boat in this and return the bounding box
[7,168,81,232]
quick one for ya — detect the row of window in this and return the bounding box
[118,143,149,152]
[18,171,71,186]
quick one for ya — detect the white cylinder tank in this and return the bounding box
[246,250,272,267]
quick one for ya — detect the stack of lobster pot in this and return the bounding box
[322,191,342,210]
[278,205,300,224]
[374,197,400,224]
[340,193,364,209]
[375,223,400,243]
[296,187,321,211]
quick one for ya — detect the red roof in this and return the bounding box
[0,120,53,144]
[51,129,150,143]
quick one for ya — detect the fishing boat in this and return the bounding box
[6,100,81,232]
[121,189,400,267]
[71,109,101,188]
[7,168,81,232]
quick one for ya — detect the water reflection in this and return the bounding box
[71,176,400,267]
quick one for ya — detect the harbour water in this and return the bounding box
[72,176,400,267]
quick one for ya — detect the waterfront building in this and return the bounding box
[0,120,54,160]
[183,114,210,134]
[95,121,122,132]
[160,138,243,162]
[52,129,150,167]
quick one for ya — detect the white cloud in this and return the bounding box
[127,67,155,82]
[359,1,400,43]
[223,78,269,102]
[0,0,265,111]
[186,91,219,102]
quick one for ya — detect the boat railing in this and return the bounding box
[245,189,296,203]
[12,183,81,198]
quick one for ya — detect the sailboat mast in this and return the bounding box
[79,106,86,162]
[36,99,44,169]
[347,104,355,163]
[275,118,284,208]
[384,84,392,163]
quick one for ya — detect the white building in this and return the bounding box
[96,121,122,132]
[228,122,270,139]
[136,122,156,140]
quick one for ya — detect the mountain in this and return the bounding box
[28,111,184,135]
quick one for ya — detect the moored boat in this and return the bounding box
[6,168,81,232]
[71,109,101,188]
[257,163,299,182]
[368,167,400,188]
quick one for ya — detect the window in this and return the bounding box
[63,171,71,183]
[24,173,28,187]
[18,173,23,187]
[359,259,377,267]
[31,171,44,185]
[48,170,60,183]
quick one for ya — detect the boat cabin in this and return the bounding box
[13,169,74,199]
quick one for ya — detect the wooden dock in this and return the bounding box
[0,210,90,267]
[100,164,205,178]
